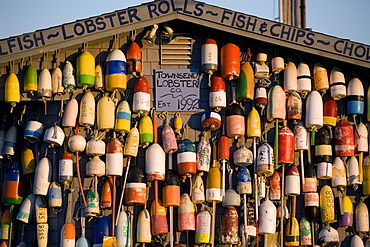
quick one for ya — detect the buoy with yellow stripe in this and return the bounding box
[236,61,254,101]
[355,201,369,233]
[283,62,298,93]
[0,209,10,240]
[61,223,76,247]
[133,76,151,114]
[24,64,38,96]
[137,208,151,243]
[63,61,76,92]
[35,196,48,247]
[95,64,104,91]
[195,207,212,245]
[323,98,338,129]
[297,62,311,98]
[285,216,299,246]
[315,127,332,179]
[338,195,353,227]
[5,72,20,113]
[76,47,95,89]
[114,100,131,135]
[126,41,142,77]
[79,91,95,129]
[105,49,127,93]
[313,63,329,94]
[319,185,336,223]
[220,43,240,81]
[329,66,346,100]
[97,96,115,131]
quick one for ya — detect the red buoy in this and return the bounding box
[278,126,294,164]
[335,118,355,157]
[220,43,240,81]
[126,41,142,76]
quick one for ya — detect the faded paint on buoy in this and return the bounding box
[355,201,369,233]
[319,185,336,223]
[266,85,286,122]
[335,118,355,157]
[137,208,151,243]
[221,207,239,244]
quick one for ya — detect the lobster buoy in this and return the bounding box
[125,165,147,205]
[347,156,361,190]
[300,217,312,246]
[209,73,227,110]
[24,64,38,95]
[0,209,10,240]
[256,143,274,177]
[5,73,20,112]
[150,200,168,235]
[332,156,347,189]
[313,63,329,94]
[269,171,281,201]
[329,66,346,100]
[133,76,151,114]
[197,136,211,173]
[285,217,299,246]
[225,103,245,138]
[21,148,36,175]
[3,126,17,156]
[105,138,123,176]
[294,121,308,151]
[48,181,62,209]
[85,188,100,218]
[63,61,76,91]
[79,91,95,128]
[139,114,153,147]
[34,158,52,196]
[145,142,166,181]
[271,56,285,74]
[266,85,286,122]
[16,193,36,223]
[62,99,79,127]
[105,49,127,92]
[320,185,336,223]
[237,166,252,195]
[38,68,52,99]
[61,223,76,247]
[97,96,115,131]
[259,197,276,234]
[355,201,369,233]
[236,62,254,101]
[255,53,270,80]
[287,91,302,120]
[68,134,86,153]
[220,43,240,81]
[221,207,239,245]
[318,226,339,246]
[100,178,112,209]
[323,98,338,127]
[305,90,323,130]
[335,118,354,157]
[123,127,140,157]
[94,64,104,91]
[339,195,353,227]
[364,155,370,196]
[114,100,131,135]
[59,152,74,183]
[115,210,129,247]
[201,38,218,74]
[255,83,267,109]
[201,111,221,131]
[162,124,178,154]
[24,120,44,143]
[86,138,106,157]
[43,125,65,147]
[163,170,180,207]
[126,41,142,76]
[2,162,24,204]
[93,216,110,246]
[76,50,95,88]
[351,235,364,247]
[355,122,368,153]
[347,78,364,116]
[285,165,300,196]
[297,62,311,98]
[137,208,151,243]
[283,62,298,93]
[246,107,261,138]
[206,165,222,203]
[302,163,317,193]
[178,193,196,231]
[192,173,205,204]
[177,139,197,176]
[304,192,319,222]
[233,145,253,166]
[86,156,105,179]
[195,209,212,244]
[278,126,294,164]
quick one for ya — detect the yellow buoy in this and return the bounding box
[114,100,131,134]
[97,96,115,130]
[320,185,336,223]
[5,73,20,111]
[139,114,153,147]
[21,148,36,175]
[246,107,261,138]
[76,50,95,88]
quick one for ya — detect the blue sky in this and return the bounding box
[1,0,369,45]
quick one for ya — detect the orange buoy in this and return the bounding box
[220,43,240,81]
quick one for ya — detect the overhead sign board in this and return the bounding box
[154,69,200,111]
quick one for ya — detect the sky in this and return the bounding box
[0,0,370,45]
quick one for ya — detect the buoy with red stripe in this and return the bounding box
[300,217,312,246]
[114,100,131,135]
[285,165,300,196]
[266,85,286,122]
[256,143,274,176]
[16,193,36,223]
[126,41,142,76]
[125,165,147,205]
[347,156,361,190]
[201,38,218,74]
[76,49,95,89]
[79,91,95,128]
[351,235,364,247]
[34,157,52,196]
[283,62,297,93]
[220,43,240,81]
[313,63,329,94]
[225,103,245,138]
[24,64,38,95]
[133,76,151,114]
[59,152,74,183]
[319,185,336,223]
[178,193,195,231]
[323,98,338,128]
[2,162,24,205]
[335,118,354,157]
[355,201,369,233]
[297,62,311,98]
[347,78,364,116]
[177,139,197,176]
[209,73,227,111]
[145,133,165,181]
[329,66,346,100]
[221,206,239,245]
[287,91,302,120]
[137,208,151,243]
[236,61,254,101]
[61,223,75,247]
[62,98,79,128]
[363,155,370,196]
[63,61,76,92]
[269,171,281,201]
[105,137,123,176]
[97,96,115,131]
[139,114,153,147]
[38,68,52,115]
[3,126,17,156]
[195,208,212,245]
[95,64,104,91]
[105,49,127,92]
[338,195,353,227]
[255,83,267,110]
[304,192,319,222]
[150,200,168,236]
